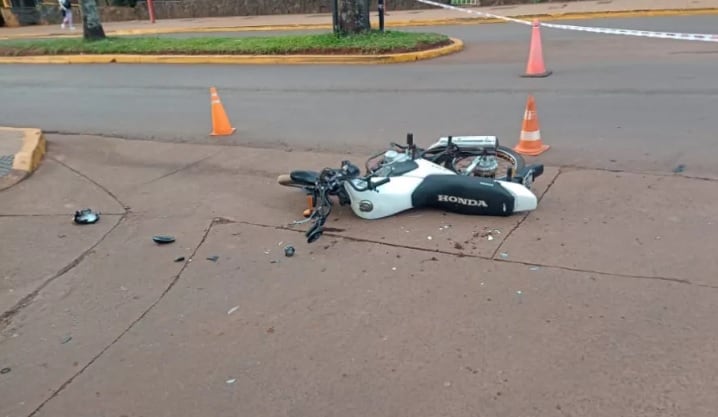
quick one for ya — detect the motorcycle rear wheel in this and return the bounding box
[450,145,525,179]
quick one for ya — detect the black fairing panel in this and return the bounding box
[411,175,515,216]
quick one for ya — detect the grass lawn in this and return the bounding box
[0,30,452,56]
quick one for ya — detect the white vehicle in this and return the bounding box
[278,133,544,243]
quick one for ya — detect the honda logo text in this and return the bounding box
[437,194,488,207]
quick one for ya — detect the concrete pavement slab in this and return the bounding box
[46,134,222,198]
[0,158,124,215]
[0,214,214,417]
[2,133,718,417]
[25,222,718,417]
[498,169,718,285]
[0,215,120,316]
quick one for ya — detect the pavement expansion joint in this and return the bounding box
[25,217,217,417]
[0,215,126,331]
[233,220,699,287]
[555,165,718,181]
[1,157,133,331]
[490,168,563,260]
[138,149,225,187]
[48,155,131,212]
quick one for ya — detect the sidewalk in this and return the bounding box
[2,132,717,417]
[1,0,717,40]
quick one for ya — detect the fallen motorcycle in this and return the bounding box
[277,133,544,243]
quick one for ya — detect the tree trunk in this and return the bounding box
[80,0,106,41]
[337,0,371,35]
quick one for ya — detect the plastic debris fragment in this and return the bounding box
[152,235,175,244]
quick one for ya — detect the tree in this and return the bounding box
[336,0,371,35]
[80,0,106,41]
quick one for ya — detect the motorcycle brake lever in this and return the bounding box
[306,227,323,243]
[305,216,326,243]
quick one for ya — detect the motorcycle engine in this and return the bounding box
[372,150,411,177]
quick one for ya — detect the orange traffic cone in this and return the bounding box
[209,87,236,136]
[522,19,552,78]
[514,94,550,156]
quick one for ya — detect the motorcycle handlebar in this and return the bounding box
[305,166,390,244]
[318,166,391,192]
[371,177,391,188]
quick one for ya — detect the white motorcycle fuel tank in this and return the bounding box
[345,158,455,220]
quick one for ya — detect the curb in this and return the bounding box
[1,8,717,40]
[0,37,463,65]
[0,127,46,192]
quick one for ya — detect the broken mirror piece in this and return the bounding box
[73,208,100,225]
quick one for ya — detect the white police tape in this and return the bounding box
[415,0,718,42]
[416,0,534,25]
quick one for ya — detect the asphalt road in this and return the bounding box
[1,16,717,176]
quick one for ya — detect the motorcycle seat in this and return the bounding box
[290,170,319,186]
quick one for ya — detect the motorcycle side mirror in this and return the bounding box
[406,132,417,159]
[446,136,458,155]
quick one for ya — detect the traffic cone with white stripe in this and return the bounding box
[514,94,550,156]
[209,87,236,136]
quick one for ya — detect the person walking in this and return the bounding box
[59,0,75,30]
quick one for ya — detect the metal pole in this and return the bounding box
[378,0,384,32]
[332,0,339,34]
